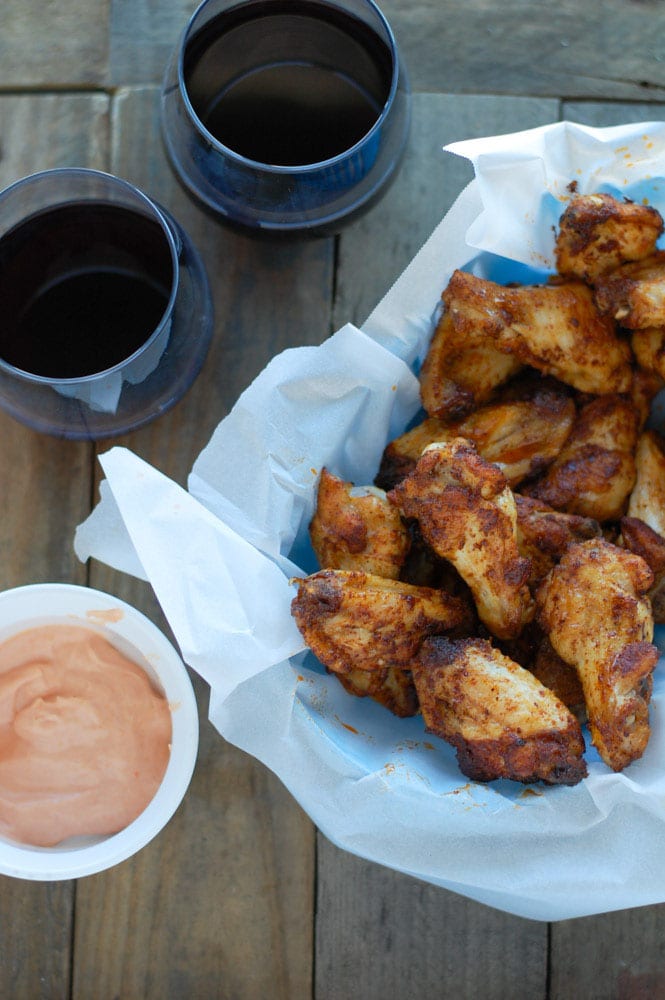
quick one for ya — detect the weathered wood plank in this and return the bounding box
[380,0,665,100]
[110,0,665,101]
[315,839,547,1000]
[1,1,110,88]
[110,0,198,87]
[0,92,111,1000]
[72,84,325,998]
[333,92,560,332]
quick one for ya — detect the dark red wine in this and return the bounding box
[0,203,173,379]
[184,0,393,166]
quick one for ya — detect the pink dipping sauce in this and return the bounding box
[0,624,172,847]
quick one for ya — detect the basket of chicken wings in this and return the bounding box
[292,189,665,790]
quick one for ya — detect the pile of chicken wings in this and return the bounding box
[291,192,665,787]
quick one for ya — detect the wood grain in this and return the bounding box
[1,1,109,87]
[315,838,547,1000]
[380,0,665,100]
[0,91,111,1000]
[71,84,326,999]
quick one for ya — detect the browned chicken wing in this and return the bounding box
[621,431,665,622]
[438,270,632,395]
[419,307,521,420]
[376,380,575,491]
[529,635,586,723]
[595,251,665,329]
[290,569,474,677]
[412,636,587,785]
[388,439,532,640]
[336,665,419,718]
[523,394,639,522]
[626,430,665,536]
[309,468,410,580]
[555,193,663,283]
[620,516,665,624]
[631,327,665,383]
[514,494,601,587]
[536,539,657,772]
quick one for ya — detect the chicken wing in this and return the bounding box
[529,635,586,723]
[290,569,474,676]
[412,636,587,785]
[419,301,521,420]
[336,665,419,718]
[628,364,665,430]
[376,380,575,491]
[514,493,601,588]
[309,468,410,580]
[620,516,665,623]
[388,438,532,640]
[631,327,665,383]
[626,430,665,536]
[523,394,639,522]
[536,538,657,772]
[594,251,665,329]
[438,270,632,395]
[555,192,663,283]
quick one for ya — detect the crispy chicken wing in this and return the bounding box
[536,539,657,772]
[412,636,587,785]
[309,468,410,580]
[529,635,586,723]
[620,516,665,624]
[438,270,632,395]
[514,494,601,587]
[388,439,532,640]
[595,251,665,329]
[376,380,575,491]
[626,430,665,537]
[628,364,665,429]
[419,308,521,420]
[336,665,419,718]
[290,569,474,676]
[631,327,665,383]
[555,193,663,283]
[523,394,639,522]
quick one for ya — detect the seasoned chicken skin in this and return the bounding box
[631,327,665,383]
[388,439,532,640]
[336,665,419,718]
[529,635,586,723]
[514,494,601,588]
[420,308,521,420]
[523,394,639,522]
[595,251,665,329]
[620,516,665,624]
[412,637,587,785]
[309,468,410,580]
[621,431,665,622]
[290,569,473,676]
[555,193,663,283]
[626,430,665,537]
[376,380,575,491]
[536,539,657,772]
[438,270,632,395]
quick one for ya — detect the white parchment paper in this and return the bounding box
[75,120,665,921]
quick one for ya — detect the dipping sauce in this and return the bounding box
[0,624,172,847]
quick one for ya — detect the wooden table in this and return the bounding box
[2,1,665,997]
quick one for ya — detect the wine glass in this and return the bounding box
[160,0,411,235]
[0,168,214,440]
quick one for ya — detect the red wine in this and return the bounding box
[0,203,173,379]
[184,0,393,166]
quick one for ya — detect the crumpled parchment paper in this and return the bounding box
[75,120,665,921]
